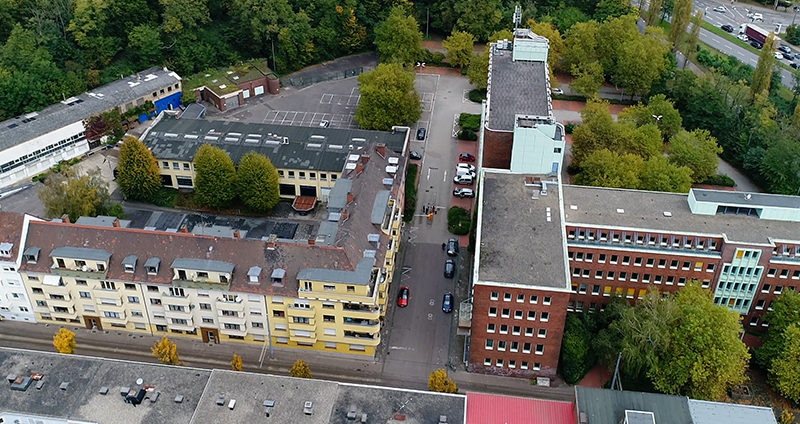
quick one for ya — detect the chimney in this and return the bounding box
[376,144,387,158]
[308,238,316,246]
[179,224,188,233]
[355,163,364,175]
[233,229,240,239]
[60,214,70,223]
[360,155,370,164]
[347,192,354,204]
[266,234,278,250]
[112,219,120,228]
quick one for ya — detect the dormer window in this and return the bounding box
[271,269,286,286]
[24,247,40,263]
[122,255,137,273]
[220,274,228,283]
[144,257,160,275]
[248,266,262,284]
[0,242,12,258]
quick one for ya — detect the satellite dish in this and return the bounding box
[136,378,143,385]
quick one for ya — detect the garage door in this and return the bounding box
[225,96,239,109]
[254,85,265,96]
[242,90,250,99]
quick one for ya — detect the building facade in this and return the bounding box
[0,67,181,189]
[0,213,37,322]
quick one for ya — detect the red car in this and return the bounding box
[397,286,409,307]
[459,152,476,162]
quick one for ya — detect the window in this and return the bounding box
[768,268,777,277]
[521,361,529,370]
[776,286,784,294]
[490,291,499,300]
[610,255,618,264]
[199,303,211,310]
[543,296,551,305]
[202,318,214,324]
[484,358,492,366]
[670,260,679,269]
[525,327,534,336]
[598,254,606,263]
[224,323,241,330]
[607,271,615,280]
[622,256,630,265]
[76,279,87,286]
[288,171,295,178]
[100,281,116,290]
[497,340,507,351]
[104,311,120,318]
[501,308,510,318]
[168,305,185,312]
[487,323,496,333]
[535,344,544,355]
[523,342,532,353]
[127,296,140,303]
[36,300,47,307]
[496,359,504,367]
[516,294,524,303]
[592,285,601,295]
[489,307,497,317]
[503,293,512,301]
[634,257,643,266]
[646,258,655,267]
[309,172,316,180]
[32,288,43,294]
[124,283,136,290]
[538,328,547,338]
[299,171,305,179]
[541,312,549,322]
[485,339,494,350]
[150,298,162,305]
[529,295,538,304]
[171,318,187,325]
[512,325,521,335]
[169,287,185,297]
[183,163,190,170]
[510,341,518,352]
[514,310,523,319]
[499,324,508,334]
[131,310,143,317]
[79,291,91,298]
[147,285,158,292]
[527,311,536,320]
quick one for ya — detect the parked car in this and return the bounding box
[751,41,763,49]
[794,53,800,60]
[442,293,454,313]
[713,5,726,12]
[721,24,734,33]
[752,12,763,21]
[446,238,459,256]
[775,51,784,59]
[783,52,795,60]
[397,286,409,307]
[453,174,474,185]
[416,128,426,140]
[791,62,799,69]
[459,152,476,162]
[455,168,476,179]
[456,163,476,173]
[453,187,475,198]
[319,120,330,128]
[551,88,564,95]
[444,260,455,279]
[779,45,792,54]
[409,150,422,160]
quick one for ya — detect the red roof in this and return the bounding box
[292,196,316,212]
[466,392,575,424]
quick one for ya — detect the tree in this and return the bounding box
[619,94,683,140]
[231,353,243,371]
[760,135,800,195]
[355,63,421,130]
[67,0,121,68]
[613,27,669,97]
[755,290,800,369]
[38,167,117,222]
[152,336,183,365]
[645,0,664,25]
[159,0,209,35]
[571,61,604,98]
[53,328,76,354]
[452,0,504,41]
[428,369,458,393]
[529,20,564,81]
[118,136,162,202]
[127,24,163,66]
[668,129,722,183]
[770,324,800,403]
[683,11,703,68]
[594,0,634,21]
[639,156,693,192]
[669,0,692,50]
[563,20,601,71]
[193,144,236,209]
[289,359,312,378]
[560,314,593,384]
[442,31,475,69]
[752,32,777,97]
[467,50,489,90]
[373,6,422,65]
[574,149,644,189]
[235,151,280,212]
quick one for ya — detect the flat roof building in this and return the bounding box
[0,67,182,190]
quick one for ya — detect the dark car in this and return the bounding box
[416,128,426,140]
[791,62,799,69]
[409,150,422,160]
[783,52,794,60]
[446,238,459,256]
[779,45,792,54]
[751,41,763,49]
[442,293,454,313]
[721,24,734,33]
[397,286,409,307]
[459,152,476,162]
[113,167,119,180]
[444,259,455,279]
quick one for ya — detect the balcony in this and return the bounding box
[342,318,379,332]
[102,314,128,326]
[162,295,190,308]
[167,320,195,332]
[287,320,317,332]
[215,297,245,312]
[287,306,315,318]
[289,330,317,343]
[51,267,108,280]
[341,305,380,320]
[50,307,79,320]
[164,308,192,320]
[217,313,247,327]
[219,326,248,337]
[96,301,127,315]
[45,297,75,310]
[566,238,722,258]
[342,332,380,346]
[43,284,70,297]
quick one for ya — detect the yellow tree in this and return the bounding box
[231,353,243,371]
[152,336,183,365]
[289,359,312,378]
[428,369,458,393]
[53,328,76,354]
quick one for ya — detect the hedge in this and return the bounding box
[447,206,471,235]
[403,164,418,222]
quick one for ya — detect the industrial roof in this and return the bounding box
[486,45,551,132]
[466,392,574,424]
[476,172,569,289]
[143,116,407,172]
[693,188,800,209]
[575,387,693,424]
[687,399,778,424]
[0,67,180,151]
[562,185,800,244]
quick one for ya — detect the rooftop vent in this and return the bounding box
[216,394,226,406]
[616,208,625,214]
[175,394,184,403]
[663,211,672,217]
[59,382,69,391]
[304,401,314,415]
[228,399,236,410]
[569,205,578,210]
[439,415,448,423]
[99,386,108,395]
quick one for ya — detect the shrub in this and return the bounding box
[458,129,478,140]
[152,187,178,207]
[403,164,418,222]
[468,89,486,103]
[447,206,471,235]
[564,123,576,134]
[786,25,800,46]
[459,113,481,132]
[559,314,594,384]
[701,174,735,187]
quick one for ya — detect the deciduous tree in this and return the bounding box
[67,0,120,67]
[193,144,236,209]
[574,149,643,189]
[467,50,489,89]
[152,336,183,365]
[619,94,683,140]
[639,156,693,192]
[528,20,564,80]
[452,0,503,41]
[755,290,800,369]
[442,31,474,69]
[53,328,76,354]
[560,315,593,384]
[159,0,209,35]
[645,0,664,25]
[231,353,243,371]
[289,359,312,378]
[752,32,777,97]
[428,369,458,393]
[38,166,117,222]
[668,129,722,183]
[613,27,669,97]
[118,136,162,202]
[683,10,703,67]
[355,63,421,130]
[563,20,601,71]
[669,0,692,50]
[770,324,800,403]
[127,24,163,66]
[235,151,280,212]
[571,61,604,98]
[373,6,422,65]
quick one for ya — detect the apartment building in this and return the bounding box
[142,116,408,203]
[15,135,406,356]
[0,67,182,189]
[0,213,37,322]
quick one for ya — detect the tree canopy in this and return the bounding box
[374,6,422,65]
[289,359,312,378]
[428,369,458,393]
[193,144,237,209]
[668,129,722,183]
[152,336,183,365]
[118,136,162,202]
[235,151,280,212]
[442,31,474,68]
[38,166,120,222]
[53,328,76,354]
[355,63,421,130]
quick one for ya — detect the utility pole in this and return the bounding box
[426,8,429,39]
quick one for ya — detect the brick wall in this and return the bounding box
[482,129,513,170]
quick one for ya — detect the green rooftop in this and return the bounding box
[185,59,275,96]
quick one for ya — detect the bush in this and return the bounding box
[560,314,594,384]
[152,187,178,207]
[403,164,418,222]
[458,129,478,140]
[447,206,471,235]
[564,123,576,134]
[786,25,800,46]
[468,89,486,103]
[459,113,481,132]
[418,49,448,66]
[701,174,736,187]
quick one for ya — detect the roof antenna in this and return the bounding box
[513,5,522,29]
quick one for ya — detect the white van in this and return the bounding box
[453,174,474,185]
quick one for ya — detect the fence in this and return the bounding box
[284,66,371,88]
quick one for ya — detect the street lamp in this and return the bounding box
[793,6,799,25]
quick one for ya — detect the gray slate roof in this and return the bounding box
[143,116,407,172]
[576,387,693,424]
[477,172,568,289]
[0,67,180,151]
[487,47,551,131]
[297,257,375,285]
[49,246,111,262]
[171,258,235,274]
[370,190,391,225]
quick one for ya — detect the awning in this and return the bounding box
[292,196,316,212]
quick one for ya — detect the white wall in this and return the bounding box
[0,215,39,322]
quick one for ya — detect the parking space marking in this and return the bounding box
[320,94,333,104]
[263,109,358,129]
[462,89,470,103]
[451,114,460,138]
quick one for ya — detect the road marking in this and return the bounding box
[389,346,415,351]
[429,299,435,306]
[443,170,447,183]
[427,313,433,320]
[427,168,431,180]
